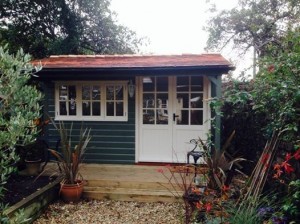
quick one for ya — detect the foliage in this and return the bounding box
[0,46,42,221]
[48,121,91,185]
[221,80,267,173]
[225,196,269,224]
[157,164,229,224]
[205,0,300,57]
[0,0,143,58]
[272,148,300,223]
[197,131,246,191]
[253,29,300,143]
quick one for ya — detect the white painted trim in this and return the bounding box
[54,80,128,121]
[135,77,139,163]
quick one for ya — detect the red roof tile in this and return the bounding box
[32,54,233,69]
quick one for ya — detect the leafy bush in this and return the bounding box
[0,46,42,220]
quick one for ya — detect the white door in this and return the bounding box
[138,76,209,163]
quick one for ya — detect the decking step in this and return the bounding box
[85,179,182,191]
[83,186,182,203]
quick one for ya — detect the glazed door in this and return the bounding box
[138,76,208,163]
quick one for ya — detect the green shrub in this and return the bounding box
[0,46,42,220]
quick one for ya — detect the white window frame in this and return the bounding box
[55,81,128,121]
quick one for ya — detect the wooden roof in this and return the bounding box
[33,54,233,70]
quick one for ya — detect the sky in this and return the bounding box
[110,0,253,77]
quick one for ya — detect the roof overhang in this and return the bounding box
[32,54,235,80]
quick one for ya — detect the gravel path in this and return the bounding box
[34,200,183,224]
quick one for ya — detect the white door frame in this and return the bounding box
[135,75,211,163]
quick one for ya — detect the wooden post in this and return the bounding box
[208,75,222,151]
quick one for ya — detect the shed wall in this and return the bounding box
[42,81,135,164]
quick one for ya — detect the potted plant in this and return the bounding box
[49,121,91,203]
[23,142,44,175]
[22,119,50,175]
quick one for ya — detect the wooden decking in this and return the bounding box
[41,163,192,203]
[80,164,183,203]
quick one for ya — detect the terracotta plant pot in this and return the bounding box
[60,180,84,203]
[25,159,41,175]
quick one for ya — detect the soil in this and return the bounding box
[2,174,55,206]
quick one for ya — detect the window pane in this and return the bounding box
[143,109,154,124]
[82,101,90,116]
[115,85,123,100]
[69,100,76,115]
[92,102,101,116]
[177,77,189,92]
[116,102,124,116]
[143,77,154,92]
[106,102,114,116]
[92,86,100,100]
[69,85,76,98]
[191,94,203,108]
[191,110,203,125]
[59,85,68,100]
[156,77,168,92]
[106,86,114,100]
[59,102,67,115]
[82,86,90,100]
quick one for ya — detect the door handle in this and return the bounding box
[173,113,179,121]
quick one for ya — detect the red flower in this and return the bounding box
[273,163,281,170]
[285,153,292,161]
[222,185,230,192]
[205,202,212,212]
[196,202,203,209]
[281,161,294,174]
[294,148,300,160]
[273,169,283,179]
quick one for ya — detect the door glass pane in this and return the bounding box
[143,77,154,91]
[143,109,154,124]
[191,110,203,125]
[177,77,189,92]
[92,102,101,116]
[191,94,203,108]
[82,101,91,116]
[156,93,168,125]
[92,86,100,100]
[156,77,168,92]
[177,93,189,108]
[143,94,155,108]
[106,102,114,116]
[191,76,203,91]
[116,102,124,116]
[177,110,189,125]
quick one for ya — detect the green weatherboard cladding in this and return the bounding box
[42,81,136,164]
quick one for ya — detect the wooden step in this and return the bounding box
[83,186,182,203]
[85,179,183,191]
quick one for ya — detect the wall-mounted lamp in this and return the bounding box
[128,80,135,98]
